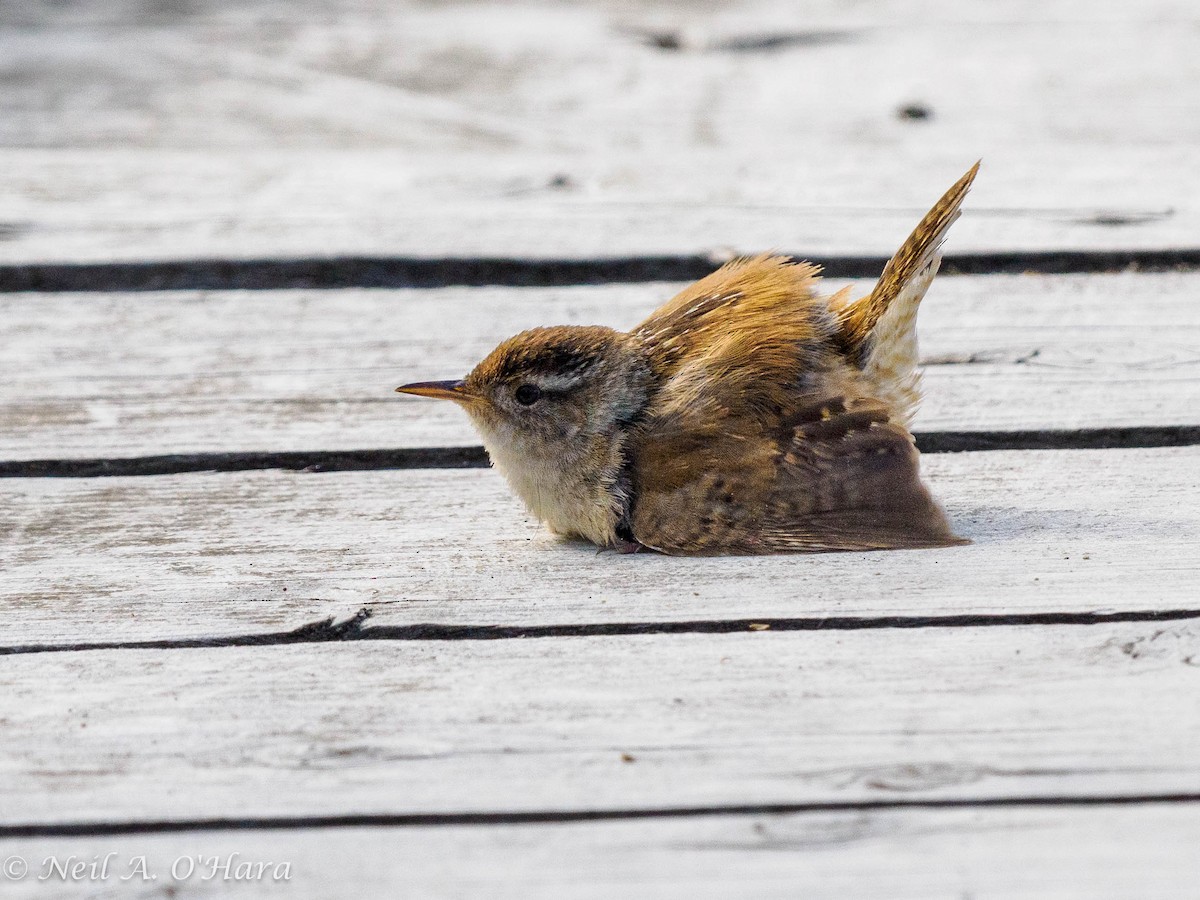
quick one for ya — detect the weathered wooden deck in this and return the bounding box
[2,0,1199,895]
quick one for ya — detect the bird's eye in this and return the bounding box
[514,384,542,406]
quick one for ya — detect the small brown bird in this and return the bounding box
[397,163,979,555]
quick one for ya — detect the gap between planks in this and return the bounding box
[2,425,1200,477]
[3,792,1200,838]
[3,248,1200,293]
[4,607,1200,658]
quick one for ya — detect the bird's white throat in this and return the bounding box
[472,419,621,547]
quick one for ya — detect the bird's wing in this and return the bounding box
[627,394,966,555]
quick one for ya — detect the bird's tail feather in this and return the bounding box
[838,161,980,359]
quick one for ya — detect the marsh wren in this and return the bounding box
[397,163,979,555]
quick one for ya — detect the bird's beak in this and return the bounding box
[394,379,472,402]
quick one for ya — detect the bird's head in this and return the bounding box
[396,325,654,467]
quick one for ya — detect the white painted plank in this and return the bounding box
[3,806,1200,899]
[2,0,1196,152]
[3,0,1198,260]
[1,448,1197,645]
[2,623,1199,824]
[2,272,1198,460]
[1,147,1196,263]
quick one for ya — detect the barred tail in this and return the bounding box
[838,161,979,359]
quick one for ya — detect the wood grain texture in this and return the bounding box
[0,147,1195,264]
[1,447,1197,645]
[4,622,1200,825]
[3,0,1197,261]
[4,0,1197,882]
[3,0,1196,151]
[2,272,1198,460]
[4,806,1200,899]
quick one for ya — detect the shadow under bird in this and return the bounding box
[397,163,979,555]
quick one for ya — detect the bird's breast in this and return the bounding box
[476,429,621,547]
